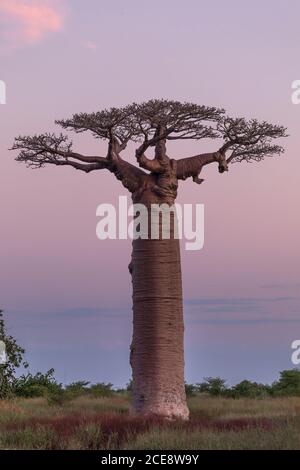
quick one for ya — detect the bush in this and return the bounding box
[197,377,228,396]
[65,381,90,398]
[14,369,62,398]
[47,389,72,406]
[185,383,198,397]
[272,369,300,397]
[89,383,114,397]
[229,380,270,399]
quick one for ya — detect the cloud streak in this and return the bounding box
[0,0,65,49]
[184,296,300,325]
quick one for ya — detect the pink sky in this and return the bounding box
[0,0,299,385]
[0,0,65,50]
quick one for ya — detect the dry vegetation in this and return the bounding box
[0,394,300,450]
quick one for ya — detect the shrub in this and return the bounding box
[272,369,300,397]
[89,383,114,397]
[47,389,72,406]
[185,383,197,397]
[65,381,90,398]
[196,377,228,396]
[14,369,62,398]
[0,310,28,399]
[229,380,271,399]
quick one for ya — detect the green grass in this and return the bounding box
[0,394,300,449]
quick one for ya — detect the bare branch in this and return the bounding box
[11,133,109,171]
[176,152,221,182]
[133,100,223,145]
[55,160,103,173]
[56,105,137,149]
[11,133,146,193]
[217,117,288,163]
[135,151,164,173]
[133,100,224,174]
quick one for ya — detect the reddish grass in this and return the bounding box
[4,414,164,448]
[186,415,275,431]
[3,412,276,448]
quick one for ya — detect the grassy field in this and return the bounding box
[0,394,300,450]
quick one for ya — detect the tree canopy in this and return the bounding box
[12,99,287,194]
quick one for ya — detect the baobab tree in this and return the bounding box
[12,100,286,419]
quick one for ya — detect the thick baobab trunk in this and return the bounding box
[129,194,189,420]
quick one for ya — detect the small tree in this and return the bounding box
[0,310,27,398]
[272,369,300,396]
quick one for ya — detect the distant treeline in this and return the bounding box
[184,370,300,398]
[0,368,300,403]
[1,310,300,402]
